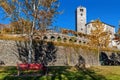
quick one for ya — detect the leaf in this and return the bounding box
[89,20,110,48]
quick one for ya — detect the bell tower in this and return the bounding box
[76,6,87,33]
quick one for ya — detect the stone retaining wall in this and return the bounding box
[0,40,116,66]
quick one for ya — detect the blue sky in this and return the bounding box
[0,0,120,32]
[54,0,120,32]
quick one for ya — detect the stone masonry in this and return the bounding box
[0,40,99,66]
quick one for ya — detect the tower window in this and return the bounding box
[80,9,83,12]
[81,13,83,16]
[80,19,83,21]
[88,25,90,28]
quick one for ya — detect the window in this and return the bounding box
[43,36,48,40]
[80,9,83,12]
[81,13,83,16]
[83,41,86,44]
[63,38,67,42]
[88,25,90,28]
[79,41,81,43]
[81,19,83,21]
[81,28,83,31]
[51,36,55,41]
[57,36,61,41]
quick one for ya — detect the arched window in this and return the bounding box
[83,41,86,44]
[57,36,61,41]
[63,38,67,42]
[80,9,83,12]
[51,36,55,41]
[81,13,83,16]
[74,39,77,42]
[81,28,83,31]
[43,36,48,40]
[69,39,72,42]
[79,41,81,43]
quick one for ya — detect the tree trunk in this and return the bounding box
[28,1,36,63]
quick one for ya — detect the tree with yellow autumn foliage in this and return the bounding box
[10,19,32,34]
[88,20,110,65]
[0,0,59,63]
[89,20,110,48]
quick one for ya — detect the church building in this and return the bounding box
[76,6,115,36]
[76,6,120,48]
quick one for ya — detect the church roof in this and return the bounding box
[85,21,115,28]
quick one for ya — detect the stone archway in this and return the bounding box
[43,36,48,40]
[63,38,67,42]
[51,36,55,41]
[57,36,62,41]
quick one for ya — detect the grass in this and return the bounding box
[91,66,120,80]
[0,66,120,80]
[0,34,27,41]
